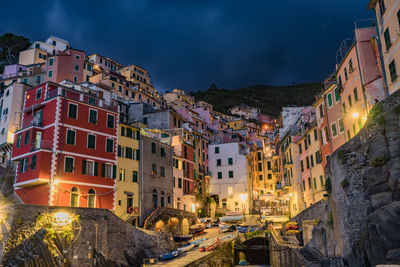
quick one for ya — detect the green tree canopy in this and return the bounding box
[0,33,31,65]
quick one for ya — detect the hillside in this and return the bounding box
[191,82,323,117]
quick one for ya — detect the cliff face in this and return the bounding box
[325,89,400,266]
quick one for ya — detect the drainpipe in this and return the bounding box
[56,91,67,206]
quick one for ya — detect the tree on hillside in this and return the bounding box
[0,33,31,65]
[208,83,218,91]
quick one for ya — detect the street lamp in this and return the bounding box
[352,112,359,119]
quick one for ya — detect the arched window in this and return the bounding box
[70,187,79,207]
[88,189,96,208]
[152,189,158,209]
[160,191,165,207]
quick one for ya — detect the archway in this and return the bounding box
[168,217,179,233]
[155,220,165,232]
[182,218,189,235]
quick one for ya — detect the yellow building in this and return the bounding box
[18,48,47,65]
[118,64,155,94]
[116,123,141,224]
[226,119,248,130]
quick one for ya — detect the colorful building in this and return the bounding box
[45,48,85,84]
[116,123,141,224]
[11,82,118,209]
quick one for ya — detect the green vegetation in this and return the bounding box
[327,213,334,227]
[244,229,270,239]
[369,154,390,167]
[325,177,332,194]
[341,178,349,188]
[314,219,321,225]
[191,82,322,117]
[0,33,31,72]
[394,105,400,114]
[368,102,385,125]
[338,150,346,164]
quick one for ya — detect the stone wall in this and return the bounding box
[291,90,400,266]
[1,204,174,266]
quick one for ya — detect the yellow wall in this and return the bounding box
[226,120,246,130]
[115,124,140,222]
[18,48,46,65]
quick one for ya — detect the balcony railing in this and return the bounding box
[30,140,53,152]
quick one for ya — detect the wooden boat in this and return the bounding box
[190,224,205,234]
[238,226,260,233]
[219,223,231,232]
[177,243,195,253]
[159,249,181,261]
[220,234,235,242]
[200,238,220,252]
[173,234,193,242]
[189,238,207,247]
[193,229,206,236]
[219,215,243,222]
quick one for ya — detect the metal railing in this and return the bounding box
[30,140,53,151]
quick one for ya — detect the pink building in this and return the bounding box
[45,48,85,84]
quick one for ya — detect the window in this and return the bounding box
[259,175,263,181]
[308,177,312,190]
[301,160,304,172]
[353,88,359,102]
[327,93,333,108]
[119,169,125,181]
[160,166,165,177]
[73,76,78,82]
[331,122,338,137]
[314,178,317,189]
[151,142,156,154]
[161,148,166,157]
[348,95,352,108]
[87,134,96,149]
[24,130,30,145]
[343,102,346,114]
[127,128,133,138]
[314,129,318,141]
[229,171,234,178]
[82,160,97,176]
[66,129,76,145]
[88,189,96,208]
[268,174,272,179]
[349,59,353,73]
[65,157,74,173]
[299,143,302,154]
[152,164,157,175]
[106,139,113,153]
[31,155,37,170]
[319,104,323,118]
[125,147,133,159]
[132,171,138,182]
[48,70,53,78]
[344,67,348,81]
[258,162,262,171]
[217,159,221,166]
[19,158,29,173]
[215,147,219,154]
[121,126,126,136]
[257,152,262,161]
[389,60,397,82]
[88,97,96,105]
[68,103,77,119]
[70,187,79,207]
[36,88,42,100]
[217,172,222,179]
[384,28,391,50]
[306,157,310,169]
[89,109,97,124]
[178,178,182,188]
[143,117,147,124]
[228,187,233,196]
[334,88,340,103]
[398,10,400,27]
[338,118,344,133]
[303,181,306,191]
[320,175,324,186]
[101,163,113,178]
[75,55,80,60]
[347,129,351,140]
[74,65,79,71]
[152,190,158,209]
[378,0,385,15]
[310,155,314,167]
[49,58,54,66]
[267,161,271,170]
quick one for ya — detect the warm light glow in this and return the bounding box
[363,115,367,122]
[53,212,72,226]
[196,203,199,207]
[289,193,293,197]
[352,112,359,118]
[240,194,248,202]
[192,204,196,212]
[54,179,59,185]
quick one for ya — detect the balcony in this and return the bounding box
[30,140,53,152]
[283,159,293,166]
[275,183,283,190]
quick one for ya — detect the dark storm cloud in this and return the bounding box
[0,0,370,91]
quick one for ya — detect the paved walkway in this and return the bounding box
[152,228,233,266]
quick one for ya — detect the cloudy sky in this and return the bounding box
[1,0,371,92]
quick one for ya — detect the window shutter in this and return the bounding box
[113,165,116,178]
[136,150,140,161]
[82,160,86,174]
[102,163,106,177]
[94,162,98,176]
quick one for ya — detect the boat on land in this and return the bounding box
[219,215,243,222]
[177,243,195,253]
[189,238,208,247]
[238,225,260,233]
[219,223,236,232]
[159,250,182,261]
[190,224,206,234]
[200,238,221,252]
[173,234,193,242]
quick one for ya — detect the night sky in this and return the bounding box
[1,0,371,92]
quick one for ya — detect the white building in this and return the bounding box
[0,82,30,167]
[30,36,70,54]
[228,105,260,120]
[209,142,252,214]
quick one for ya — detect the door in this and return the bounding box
[35,131,42,149]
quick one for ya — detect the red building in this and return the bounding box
[12,81,118,209]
